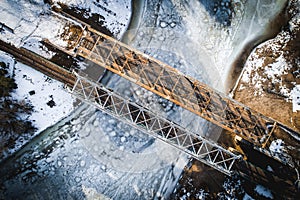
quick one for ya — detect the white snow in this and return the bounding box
[22,38,56,59]
[264,55,290,82]
[269,139,294,167]
[269,139,285,154]
[195,189,209,199]
[0,50,15,73]
[0,0,74,49]
[254,185,274,199]
[12,62,75,131]
[243,193,254,200]
[0,51,75,158]
[82,185,112,200]
[0,0,43,45]
[291,85,300,112]
[238,34,296,98]
[52,0,132,39]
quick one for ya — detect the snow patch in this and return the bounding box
[0,51,76,159]
[0,0,71,48]
[243,193,255,200]
[291,85,300,112]
[239,36,294,98]
[254,185,273,199]
[82,185,111,200]
[0,51,15,72]
[264,55,290,81]
[52,0,132,39]
[22,38,56,59]
[269,139,285,154]
[11,61,75,132]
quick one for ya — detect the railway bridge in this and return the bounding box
[1,11,299,196]
[57,21,299,176]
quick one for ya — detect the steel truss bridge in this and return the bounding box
[55,20,299,175]
[71,72,239,175]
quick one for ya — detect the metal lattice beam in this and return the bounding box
[73,27,283,146]
[68,72,241,175]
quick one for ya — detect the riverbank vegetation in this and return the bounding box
[0,61,36,151]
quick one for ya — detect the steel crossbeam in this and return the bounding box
[74,28,281,146]
[69,72,241,175]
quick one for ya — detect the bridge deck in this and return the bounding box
[70,72,241,175]
[73,27,291,147]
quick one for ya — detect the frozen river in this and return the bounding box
[0,0,288,199]
[0,104,187,199]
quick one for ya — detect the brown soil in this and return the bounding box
[60,24,83,50]
[235,0,300,132]
[52,2,114,37]
[225,0,291,93]
[234,34,300,131]
[235,88,296,128]
[232,0,300,171]
[171,160,226,199]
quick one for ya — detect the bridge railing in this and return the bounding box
[68,71,242,175]
[74,28,278,146]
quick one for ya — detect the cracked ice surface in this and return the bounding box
[0,0,67,47]
[124,0,287,88]
[0,105,187,199]
[118,0,287,142]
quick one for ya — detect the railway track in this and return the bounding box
[0,40,75,86]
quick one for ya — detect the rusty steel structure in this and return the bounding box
[48,10,299,175]
[3,7,297,176]
[71,27,288,147]
[70,72,241,175]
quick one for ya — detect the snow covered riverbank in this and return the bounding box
[0,51,75,159]
[233,0,300,130]
[0,0,133,159]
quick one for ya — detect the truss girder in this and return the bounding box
[75,30,278,146]
[69,72,241,175]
